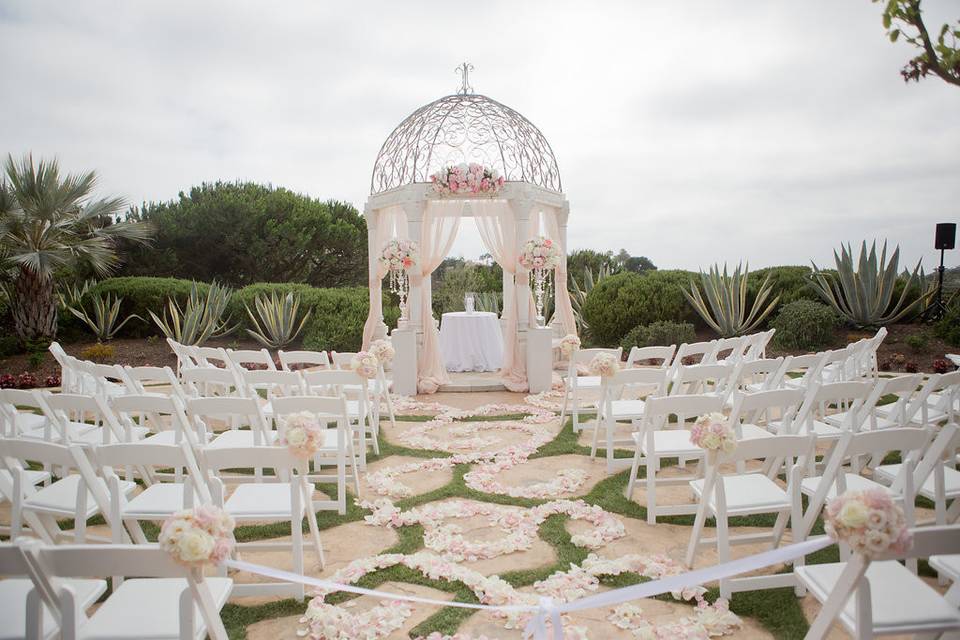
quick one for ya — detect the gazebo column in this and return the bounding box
[513,197,551,393]
[366,205,389,341]
[550,201,571,337]
[390,200,425,397]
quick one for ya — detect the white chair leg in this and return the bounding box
[646,455,657,525]
[717,514,732,600]
[626,448,641,500]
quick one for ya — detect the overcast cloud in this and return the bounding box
[1,0,957,272]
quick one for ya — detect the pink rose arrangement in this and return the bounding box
[689,412,737,454]
[824,488,912,558]
[279,412,325,458]
[430,163,504,196]
[369,339,395,365]
[379,239,418,272]
[588,352,620,378]
[559,334,581,357]
[518,236,561,271]
[159,505,235,568]
[351,351,380,379]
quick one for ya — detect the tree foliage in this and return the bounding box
[120,181,368,288]
[873,0,960,86]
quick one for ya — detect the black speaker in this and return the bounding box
[936,223,956,250]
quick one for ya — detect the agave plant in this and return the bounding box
[57,279,97,311]
[569,264,611,337]
[245,291,311,349]
[67,292,141,341]
[149,281,237,346]
[683,263,780,337]
[474,291,502,314]
[808,241,931,327]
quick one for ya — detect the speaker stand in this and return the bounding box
[922,248,949,322]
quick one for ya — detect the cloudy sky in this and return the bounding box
[1,1,957,273]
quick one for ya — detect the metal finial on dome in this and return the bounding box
[455,62,474,95]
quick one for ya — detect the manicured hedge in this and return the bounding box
[581,270,697,347]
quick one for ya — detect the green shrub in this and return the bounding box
[770,300,840,351]
[748,266,818,306]
[299,287,399,353]
[86,277,209,337]
[620,320,696,352]
[0,334,20,357]
[904,331,930,352]
[934,297,960,347]
[581,270,697,347]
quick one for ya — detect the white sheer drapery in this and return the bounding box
[416,200,464,393]
[535,207,577,336]
[362,205,407,349]
[471,200,528,391]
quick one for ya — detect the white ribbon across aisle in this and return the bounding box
[225,535,834,639]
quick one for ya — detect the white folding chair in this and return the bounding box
[48,342,84,394]
[744,328,776,361]
[669,362,733,401]
[22,541,232,640]
[624,345,675,369]
[727,387,805,442]
[225,348,277,373]
[203,445,323,600]
[592,368,669,473]
[187,396,274,450]
[0,389,53,440]
[271,395,358,514]
[930,553,960,606]
[303,369,378,469]
[238,368,306,419]
[706,335,749,365]
[79,362,129,399]
[165,338,196,377]
[0,542,107,640]
[685,433,816,599]
[878,370,960,429]
[666,340,718,382]
[729,357,786,394]
[180,367,241,399]
[0,438,134,544]
[799,524,960,640]
[559,347,623,433]
[779,352,830,392]
[625,393,726,523]
[95,440,210,546]
[788,381,876,444]
[329,350,394,430]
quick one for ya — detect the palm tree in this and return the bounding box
[0,154,152,344]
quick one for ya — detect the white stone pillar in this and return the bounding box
[513,198,533,330]
[551,200,571,337]
[403,200,425,341]
[366,204,389,341]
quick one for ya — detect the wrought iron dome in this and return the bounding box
[370,82,562,195]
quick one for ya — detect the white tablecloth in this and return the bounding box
[439,311,504,372]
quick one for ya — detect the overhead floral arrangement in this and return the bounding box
[430,163,504,196]
[690,412,737,454]
[824,488,912,558]
[159,505,235,568]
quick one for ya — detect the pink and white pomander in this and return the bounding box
[689,412,737,454]
[279,411,325,458]
[351,351,380,379]
[369,339,395,365]
[588,352,620,378]
[159,505,235,568]
[824,488,912,558]
[518,236,561,271]
[559,334,581,357]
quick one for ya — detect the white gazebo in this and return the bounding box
[361,65,577,395]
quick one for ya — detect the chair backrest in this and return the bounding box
[707,336,748,364]
[670,363,733,397]
[226,348,277,372]
[94,440,209,500]
[180,366,241,398]
[673,340,717,364]
[193,346,230,369]
[601,368,669,405]
[328,351,357,370]
[270,395,349,441]
[930,370,960,422]
[818,346,855,383]
[866,373,923,427]
[625,345,675,369]
[717,432,816,466]
[780,352,829,389]
[728,387,805,435]
[302,369,367,390]
[0,388,49,438]
[202,444,305,475]
[239,368,305,399]
[731,357,786,392]
[744,329,776,361]
[571,347,622,367]
[122,365,183,397]
[277,349,331,372]
[41,392,127,443]
[186,396,270,443]
[794,380,875,434]
[49,342,82,393]
[0,436,79,471]
[21,542,229,640]
[643,393,726,428]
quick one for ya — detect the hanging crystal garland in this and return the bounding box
[380,239,419,323]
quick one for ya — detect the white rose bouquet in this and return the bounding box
[588,352,620,378]
[689,412,737,454]
[159,505,235,568]
[379,239,418,272]
[518,236,561,271]
[370,339,395,365]
[559,334,581,357]
[351,351,380,379]
[280,412,325,458]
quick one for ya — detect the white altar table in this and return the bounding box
[439,311,503,372]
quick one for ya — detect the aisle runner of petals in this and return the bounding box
[299,392,743,639]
